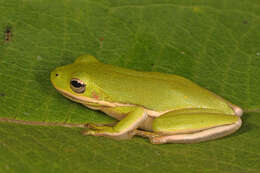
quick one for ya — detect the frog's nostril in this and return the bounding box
[56,73,59,77]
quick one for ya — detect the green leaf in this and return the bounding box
[0,0,260,172]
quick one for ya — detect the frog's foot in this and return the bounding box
[149,119,242,144]
[83,123,125,138]
[82,107,147,140]
[84,122,117,130]
[82,129,97,136]
[85,123,99,130]
[82,125,114,135]
[82,128,136,140]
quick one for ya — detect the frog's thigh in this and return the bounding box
[151,111,242,144]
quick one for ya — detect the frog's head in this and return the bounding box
[50,55,109,106]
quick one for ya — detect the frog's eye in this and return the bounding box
[70,78,86,94]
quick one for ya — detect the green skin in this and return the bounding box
[50,55,243,144]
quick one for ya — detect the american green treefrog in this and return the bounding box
[50,55,243,144]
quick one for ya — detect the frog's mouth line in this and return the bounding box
[54,87,134,108]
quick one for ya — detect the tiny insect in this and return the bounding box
[243,20,248,24]
[99,37,104,49]
[4,26,12,42]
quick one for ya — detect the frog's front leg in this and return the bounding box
[82,107,147,140]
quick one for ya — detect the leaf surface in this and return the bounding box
[0,0,260,172]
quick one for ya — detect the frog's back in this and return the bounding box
[84,62,233,114]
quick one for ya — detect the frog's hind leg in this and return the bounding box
[150,119,242,144]
[133,119,241,144]
[149,110,242,144]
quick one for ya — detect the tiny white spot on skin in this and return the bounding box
[37,55,42,61]
[181,51,185,55]
[256,52,260,56]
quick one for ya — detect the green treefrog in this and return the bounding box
[50,55,243,144]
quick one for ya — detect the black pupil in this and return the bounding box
[71,80,83,88]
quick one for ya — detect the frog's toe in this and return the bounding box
[82,129,109,137]
[85,123,100,130]
[81,129,97,136]
[150,136,167,144]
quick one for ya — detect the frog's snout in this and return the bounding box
[50,68,65,86]
[51,69,59,82]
